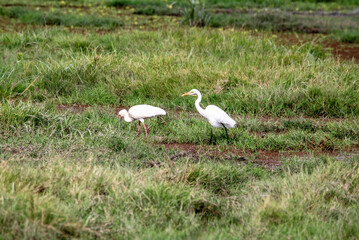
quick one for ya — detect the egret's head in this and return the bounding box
[181,89,199,97]
[118,109,127,119]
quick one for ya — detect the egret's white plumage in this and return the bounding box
[118,104,166,137]
[182,89,236,143]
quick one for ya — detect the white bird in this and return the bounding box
[118,104,166,137]
[181,89,236,144]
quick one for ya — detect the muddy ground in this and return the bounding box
[161,143,359,169]
[275,33,359,62]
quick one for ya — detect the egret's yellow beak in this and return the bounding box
[181,91,192,97]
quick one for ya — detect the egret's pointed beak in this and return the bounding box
[118,116,122,130]
[181,91,192,97]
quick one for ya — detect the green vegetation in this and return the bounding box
[0,6,123,28]
[209,11,359,34]
[0,0,358,239]
[1,102,358,238]
[2,0,357,10]
[180,0,212,27]
[106,0,359,10]
[106,0,359,39]
[1,0,358,41]
[1,29,358,116]
[335,28,359,43]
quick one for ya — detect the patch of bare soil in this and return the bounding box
[0,16,38,33]
[162,143,359,169]
[162,143,279,168]
[275,33,359,62]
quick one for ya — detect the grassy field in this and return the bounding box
[1,0,359,41]
[1,0,359,239]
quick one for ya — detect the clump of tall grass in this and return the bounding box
[0,101,81,138]
[0,68,17,100]
[0,6,123,28]
[180,0,211,27]
[335,28,359,43]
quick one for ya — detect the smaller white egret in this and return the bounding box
[181,89,236,144]
[118,105,166,137]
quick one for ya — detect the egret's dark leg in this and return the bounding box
[209,127,213,145]
[221,124,229,143]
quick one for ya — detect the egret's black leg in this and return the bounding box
[221,124,229,143]
[209,127,213,145]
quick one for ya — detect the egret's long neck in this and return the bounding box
[195,92,206,117]
[123,111,134,122]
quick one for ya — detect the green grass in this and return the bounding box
[0,102,358,239]
[1,135,358,238]
[1,28,358,117]
[209,11,359,33]
[0,6,123,28]
[106,0,359,10]
[1,102,357,152]
[335,28,359,43]
[1,1,358,42]
[1,0,359,238]
[2,0,357,10]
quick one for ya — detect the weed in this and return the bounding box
[335,28,359,43]
[180,0,211,27]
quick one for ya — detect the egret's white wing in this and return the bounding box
[205,105,236,128]
[128,105,166,119]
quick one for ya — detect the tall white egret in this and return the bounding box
[181,89,236,144]
[118,105,166,137]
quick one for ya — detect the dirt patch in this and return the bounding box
[0,16,39,33]
[318,40,359,62]
[161,143,359,168]
[161,143,279,167]
[95,28,117,35]
[275,33,359,62]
